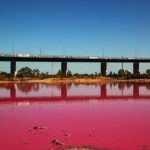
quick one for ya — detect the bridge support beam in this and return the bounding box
[101,62,107,76]
[133,84,139,98]
[101,84,107,98]
[61,62,67,77]
[61,84,67,98]
[133,62,139,75]
[10,61,16,77]
[11,84,16,99]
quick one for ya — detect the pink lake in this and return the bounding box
[0,82,150,150]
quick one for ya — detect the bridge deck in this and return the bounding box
[0,54,150,62]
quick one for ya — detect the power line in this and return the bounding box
[51,62,54,75]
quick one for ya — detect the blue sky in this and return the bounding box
[0,0,150,73]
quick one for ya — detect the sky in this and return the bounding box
[0,0,150,73]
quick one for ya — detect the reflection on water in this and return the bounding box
[0,82,150,150]
[0,82,150,101]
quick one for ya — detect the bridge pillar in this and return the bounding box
[101,84,107,98]
[10,61,16,77]
[61,62,67,77]
[133,84,139,98]
[133,62,139,75]
[101,62,107,76]
[61,84,67,98]
[11,84,16,99]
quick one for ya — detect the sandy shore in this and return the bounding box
[0,77,111,84]
[0,77,150,84]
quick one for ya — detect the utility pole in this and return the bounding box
[122,56,124,70]
[51,62,54,75]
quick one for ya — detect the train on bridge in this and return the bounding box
[0,52,140,60]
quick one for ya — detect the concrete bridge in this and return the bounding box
[1,53,150,76]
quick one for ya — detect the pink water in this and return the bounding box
[0,83,150,150]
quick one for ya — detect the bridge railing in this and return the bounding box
[0,52,149,60]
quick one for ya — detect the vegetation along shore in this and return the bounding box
[1,66,150,84]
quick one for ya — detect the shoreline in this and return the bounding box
[0,77,150,84]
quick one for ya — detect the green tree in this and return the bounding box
[118,69,125,77]
[124,70,132,79]
[17,67,33,77]
[32,68,40,77]
[94,72,98,76]
[56,70,62,76]
[0,71,11,79]
[145,69,150,78]
[146,69,150,75]
[108,71,113,77]
[67,70,72,77]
